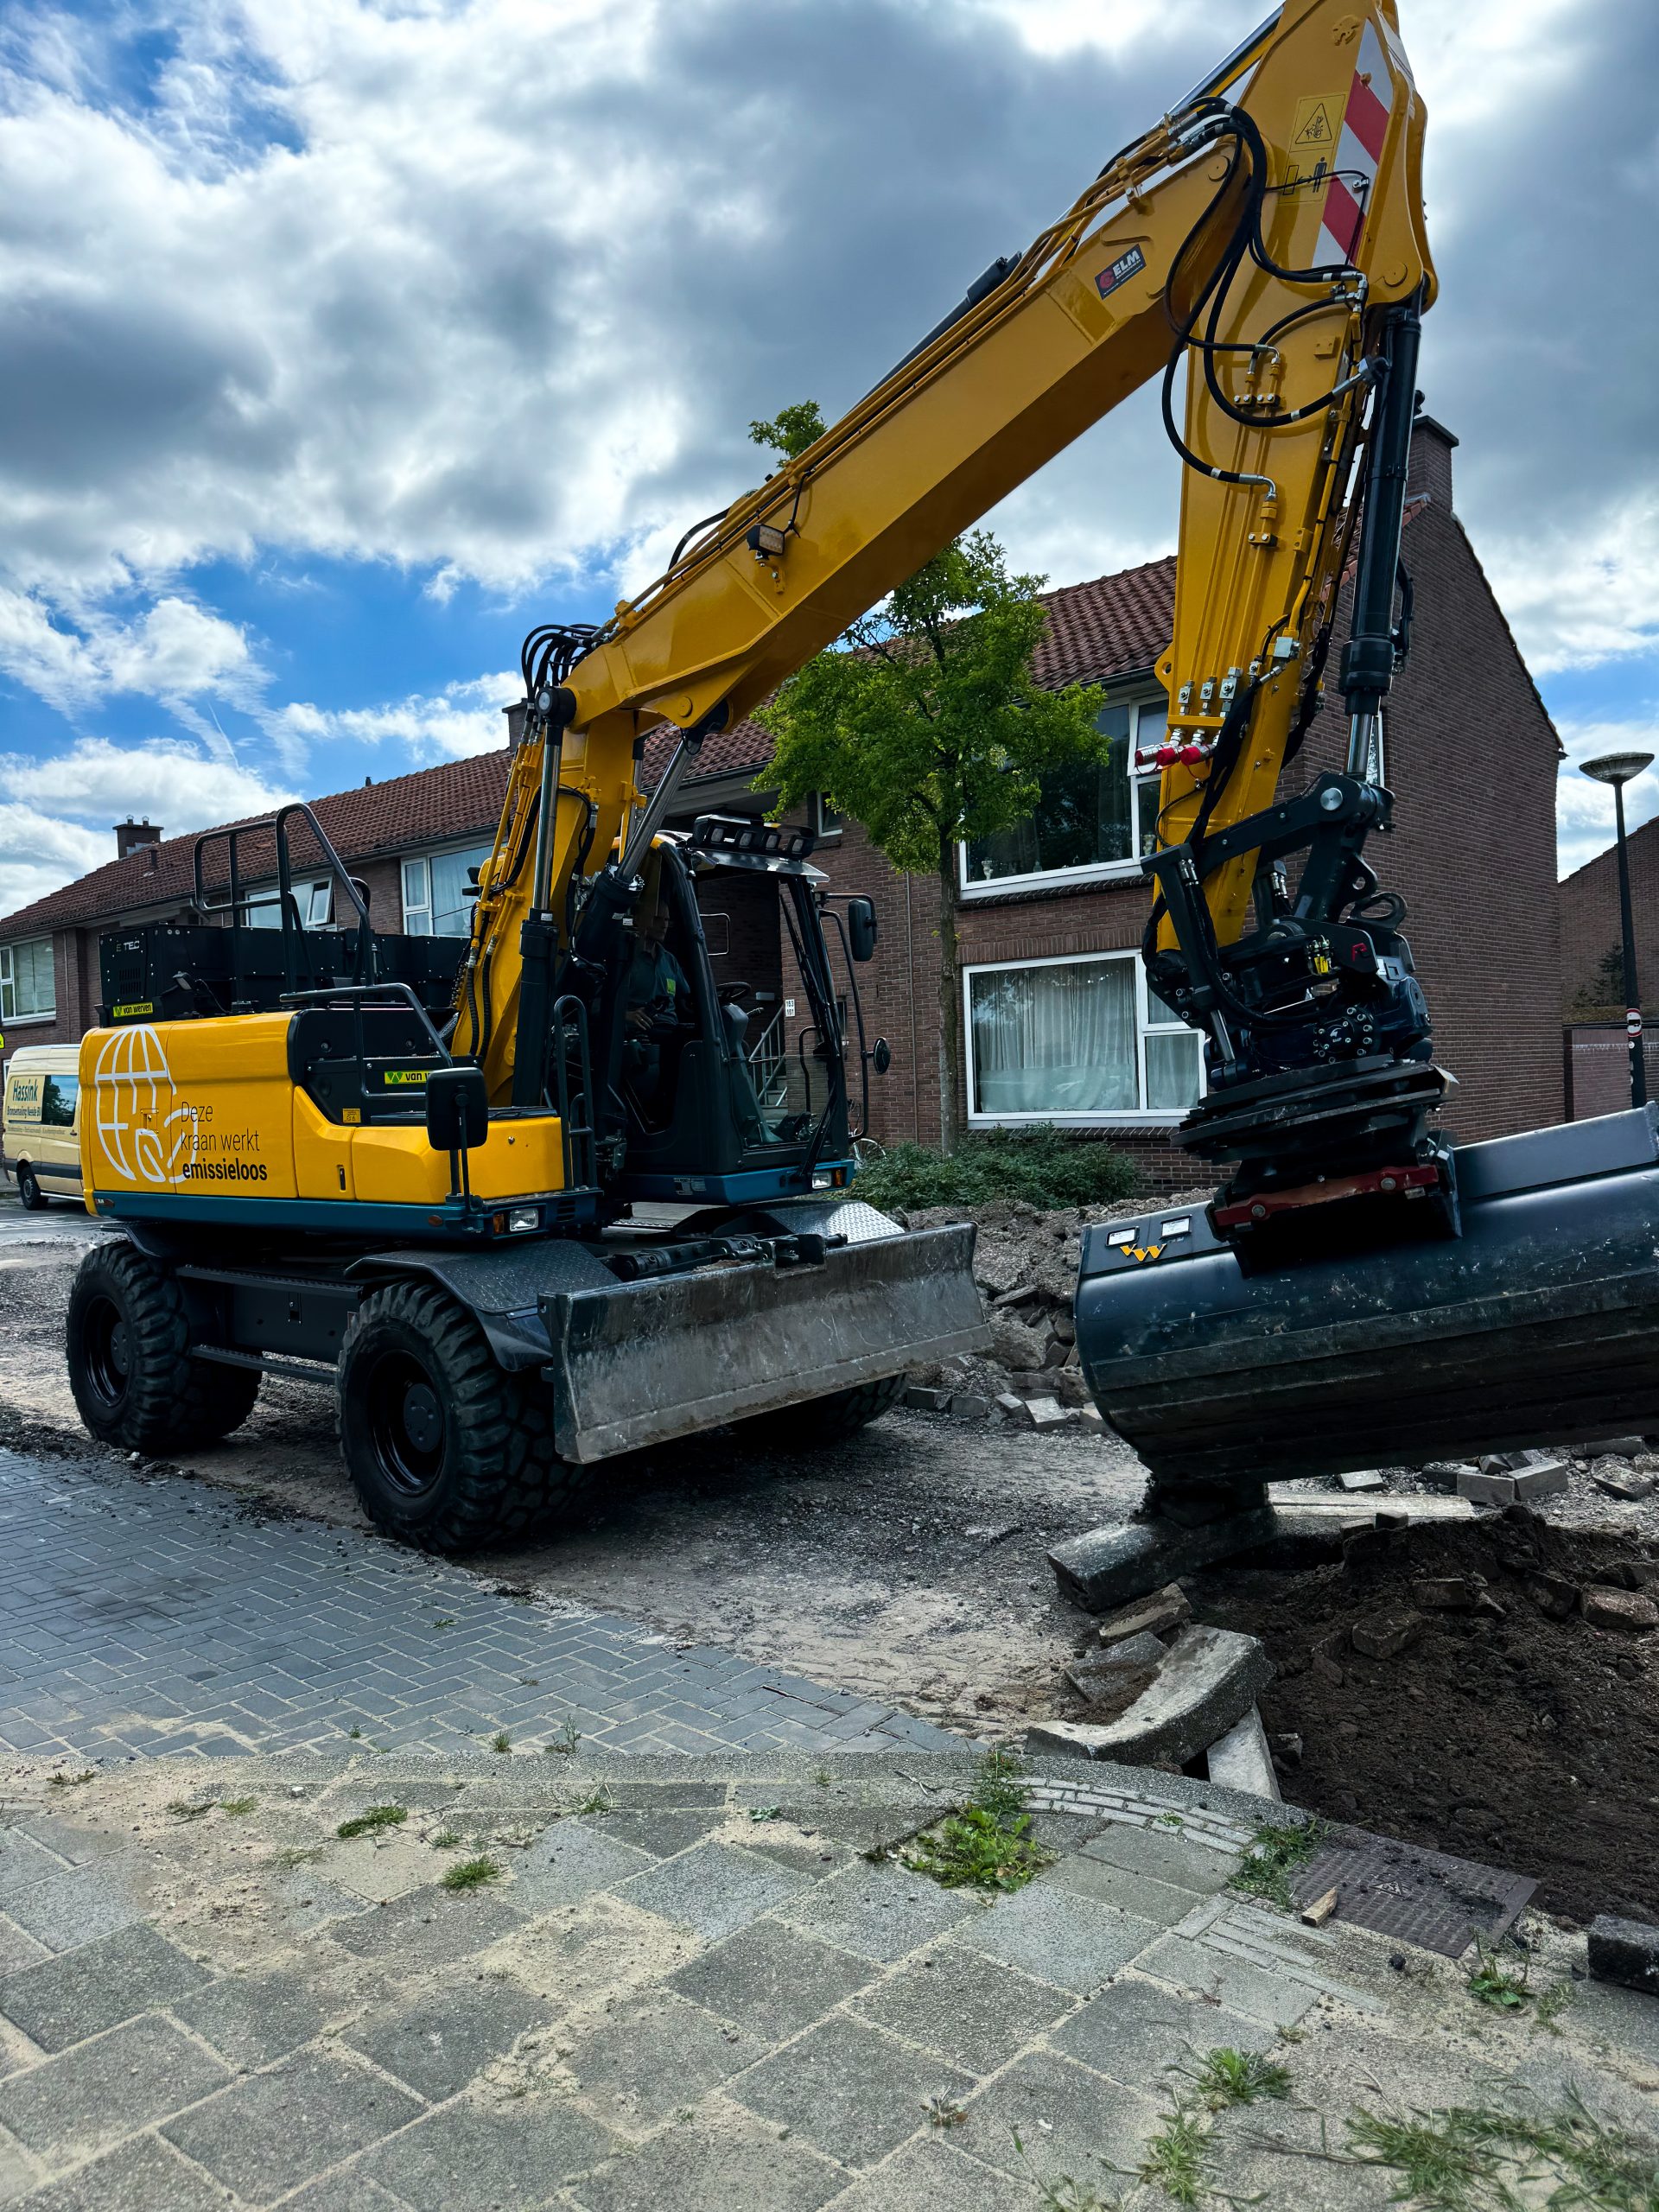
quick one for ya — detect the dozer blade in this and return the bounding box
[542,1217,988,1463]
[1076,1108,1659,1486]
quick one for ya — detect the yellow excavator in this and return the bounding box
[65,0,1659,1548]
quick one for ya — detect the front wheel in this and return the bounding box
[16,1164,46,1211]
[337,1279,588,1553]
[67,1242,261,1452]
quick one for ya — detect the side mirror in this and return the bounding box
[871,1037,892,1076]
[847,896,878,963]
[426,1065,489,1154]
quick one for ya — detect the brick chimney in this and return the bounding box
[1408,414,1458,511]
[115,817,162,860]
[504,700,529,751]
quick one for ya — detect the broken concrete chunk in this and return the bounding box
[1338,1469,1388,1492]
[949,1392,994,1421]
[994,1392,1027,1417]
[1023,1397,1071,1430]
[1026,1624,1273,1768]
[1351,1607,1425,1660]
[1581,1435,1650,1460]
[1580,1587,1659,1633]
[1411,1576,1487,1611]
[1593,1460,1657,1501]
[1049,1505,1276,1614]
[903,1385,953,1412]
[1511,1457,1569,1501]
[1420,1461,1478,1492]
[1587,1913,1659,1994]
[1064,1630,1167,1704]
[1524,1573,1580,1621]
[1204,1703,1281,1802]
[1096,1582,1192,1649]
[1458,1468,1516,1507]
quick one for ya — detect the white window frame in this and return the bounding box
[962,947,1205,1128]
[0,938,56,1026]
[237,880,332,931]
[401,842,490,938]
[957,691,1167,900]
[810,793,843,842]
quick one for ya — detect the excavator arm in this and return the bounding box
[459,0,1439,1219]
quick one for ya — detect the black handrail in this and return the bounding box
[194,803,377,990]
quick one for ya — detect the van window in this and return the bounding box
[41,1075,78,1128]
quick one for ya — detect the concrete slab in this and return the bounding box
[1027,1625,1274,1768]
[1048,1507,1276,1612]
[1205,1704,1281,1802]
[733,2015,976,2168]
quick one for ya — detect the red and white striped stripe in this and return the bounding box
[1317,19,1394,268]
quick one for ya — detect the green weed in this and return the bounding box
[270,1845,325,1869]
[1465,1939,1530,2012]
[1136,2103,1211,2207]
[166,1799,213,1821]
[1534,1979,1576,2035]
[575,1789,613,1816]
[1228,1816,1325,1911]
[545,1720,582,1756]
[852,1125,1135,1214]
[748,1805,781,1823]
[1186,2045,1293,2110]
[48,1770,94,1789]
[219,1796,258,1816]
[429,1827,463,1849]
[1348,2093,1659,2211]
[335,1803,407,1840]
[441,1856,502,1891]
[489,1731,512,1754]
[904,1751,1053,1894]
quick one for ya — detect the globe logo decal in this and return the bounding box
[92,1026,199,1185]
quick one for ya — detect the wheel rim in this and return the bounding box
[80,1294,130,1412]
[364,1350,447,1497]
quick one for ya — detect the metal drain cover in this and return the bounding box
[1291,1826,1536,1957]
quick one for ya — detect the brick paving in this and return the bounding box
[0,1752,1652,2209]
[0,1449,957,1764]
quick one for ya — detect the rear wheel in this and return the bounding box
[16,1164,46,1211]
[67,1242,261,1452]
[338,1278,588,1553]
[734,1371,907,1451]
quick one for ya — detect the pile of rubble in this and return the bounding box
[896,1190,1212,1432]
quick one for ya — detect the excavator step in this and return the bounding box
[1076,1108,1659,1486]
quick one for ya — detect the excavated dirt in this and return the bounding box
[1190,1510,1659,1927]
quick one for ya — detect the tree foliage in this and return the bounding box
[756,529,1110,874]
[748,401,827,463]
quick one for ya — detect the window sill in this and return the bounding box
[968,1109,1195,1129]
[3,1013,59,1030]
[958,865,1145,903]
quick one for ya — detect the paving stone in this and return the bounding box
[619,1842,810,1942]
[161,2045,424,2199]
[170,1961,340,2069]
[1077,1822,1238,1893]
[2,1860,145,1955]
[1131,1930,1317,2025]
[569,2096,846,2212]
[1587,1911,1659,1994]
[1207,2100,1399,2212]
[362,2092,622,2211]
[776,1860,980,1963]
[779,1804,938,1857]
[665,1918,877,2040]
[817,2134,1033,2209]
[0,1918,47,1979]
[734,2015,975,2170]
[852,1942,1073,2071]
[560,1990,766,2137]
[0,1832,65,1908]
[591,1807,726,1859]
[1049,1508,1276,1613]
[508,1821,658,1910]
[323,1883,525,1967]
[953,2048,1158,2191]
[955,1880,1155,1993]
[1052,1973,1268,2084]
[1044,1853,1214,1928]
[0,1923,210,2056]
[4,2132,232,2212]
[0,2014,230,2161]
[281,2176,410,2212]
[343,1975,552,2101]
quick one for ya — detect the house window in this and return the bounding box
[810,794,843,840]
[963,950,1203,1122]
[0,938,54,1023]
[961,695,1166,893]
[240,882,331,930]
[402,843,492,937]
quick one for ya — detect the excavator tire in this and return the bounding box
[338,1278,588,1554]
[733,1371,908,1452]
[67,1241,261,1454]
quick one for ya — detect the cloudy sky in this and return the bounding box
[0,0,1655,917]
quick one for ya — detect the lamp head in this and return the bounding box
[1581,751,1655,789]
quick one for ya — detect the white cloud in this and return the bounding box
[264,671,520,763]
[0,802,110,918]
[0,587,260,722]
[0,737,296,834]
[1484,500,1659,678]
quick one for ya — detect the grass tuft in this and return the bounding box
[48,1770,94,1789]
[853,1124,1135,1214]
[545,1720,582,1756]
[429,1827,463,1849]
[1348,2093,1659,2211]
[1186,2045,1293,2110]
[904,1750,1053,1894]
[1136,2103,1211,2207]
[575,1789,613,1816]
[219,1796,258,1816]
[490,1731,512,1754]
[1465,1938,1530,2012]
[166,1799,213,1821]
[336,1803,407,1840]
[1228,1816,1325,1911]
[270,1845,325,1869]
[441,1855,502,1891]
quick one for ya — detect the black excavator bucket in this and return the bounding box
[1076,1108,1659,1485]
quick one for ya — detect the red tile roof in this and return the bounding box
[0,556,1179,942]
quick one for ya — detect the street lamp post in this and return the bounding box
[1581,751,1655,1109]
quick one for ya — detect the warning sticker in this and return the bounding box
[1095,243,1146,301]
[1289,93,1340,153]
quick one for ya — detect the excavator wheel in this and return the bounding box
[338,1278,588,1554]
[67,1240,261,1455]
[732,1371,907,1452]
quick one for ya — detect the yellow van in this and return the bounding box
[3,1045,84,1211]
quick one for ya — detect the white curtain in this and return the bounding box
[429,844,492,938]
[969,958,1138,1114]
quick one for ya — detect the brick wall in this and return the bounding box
[1560,818,1659,1023]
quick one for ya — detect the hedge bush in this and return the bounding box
[852,1124,1136,1213]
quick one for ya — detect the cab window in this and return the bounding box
[41,1076,78,1129]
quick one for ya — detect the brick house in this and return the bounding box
[1559,812,1659,1116]
[0,417,1565,1183]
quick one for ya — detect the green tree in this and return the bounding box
[748,401,826,461]
[748,410,1112,1150]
